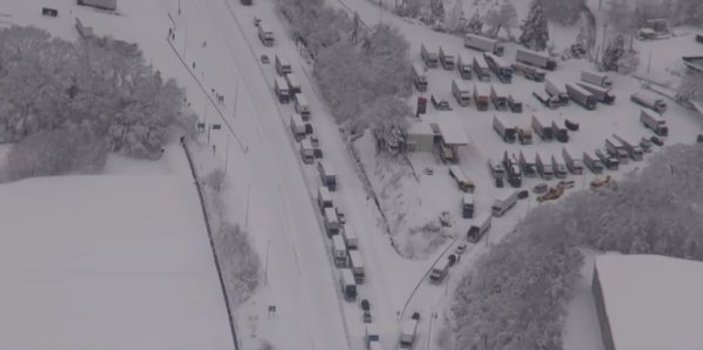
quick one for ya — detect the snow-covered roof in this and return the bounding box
[595,254,703,350]
[407,121,434,136]
[422,112,470,146]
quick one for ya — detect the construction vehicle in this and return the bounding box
[562,147,584,175]
[483,52,513,83]
[576,81,615,104]
[512,62,547,82]
[439,46,456,70]
[412,63,428,92]
[421,43,439,68]
[551,120,569,143]
[533,90,559,109]
[452,79,472,107]
[566,82,597,110]
[545,78,569,106]
[583,151,605,174]
[595,149,619,170]
[473,83,491,111]
[467,213,492,242]
[464,33,504,56]
[508,95,522,113]
[631,92,667,113]
[491,190,519,217]
[535,153,554,180]
[518,151,537,178]
[640,109,668,136]
[613,134,644,161]
[517,128,532,145]
[457,53,473,80]
[581,70,613,87]
[493,116,517,143]
[531,115,553,141]
[472,56,491,82]
[516,48,557,70]
[551,155,568,179]
[605,138,630,164]
[490,84,509,110]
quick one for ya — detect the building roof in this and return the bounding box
[407,121,434,137]
[422,112,470,146]
[595,254,703,350]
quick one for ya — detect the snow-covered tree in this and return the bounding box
[445,0,464,33]
[606,0,635,34]
[466,10,484,34]
[428,0,445,25]
[215,222,261,305]
[601,34,625,71]
[358,96,411,153]
[485,1,519,37]
[520,1,549,51]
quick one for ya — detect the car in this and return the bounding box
[564,119,580,131]
[533,183,548,194]
[517,190,529,199]
[260,54,270,64]
[455,242,467,255]
[424,167,434,175]
[650,135,664,146]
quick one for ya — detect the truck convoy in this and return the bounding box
[412,63,428,92]
[576,81,616,104]
[631,92,667,113]
[640,109,668,136]
[581,70,613,88]
[473,56,491,82]
[483,52,513,83]
[531,115,553,141]
[452,79,472,106]
[491,190,519,217]
[491,85,509,110]
[566,82,597,110]
[258,23,274,46]
[473,83,491,111]
[467,213,492,242]
[439,46,456,70]
[545,78,569,106]
[583,151,605,174]
[464,33,505,56]
[457,53,473,79]
[421,43,439,68]
[399,313,421,349]
[562,147,584,175]
[613,134,644,161]
[493,116,517,143]
[515,48,557,70]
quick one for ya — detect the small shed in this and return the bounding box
[406,121,434,153]
[77,0,117,11]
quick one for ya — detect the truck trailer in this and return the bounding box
[583,151,605,174]
[631,92,667,113]
[566,82,597,110]
[533,90,559,109]
[640,109,668,136]
[551,155,568,179]
[515,48,557,70]
[491,190,519,217]
[562,147,584,175]
[274,77,290,103]
[457,53,473,80]
[551,120,569,143]
[483,52,513,83]
[595,149,619,170]
[332,234,348,267]
[581,70,613,88]
[490,84,509,110]
[535,153,555,180]
[612,134,644,161]
[467,213,492,242]
[576,81,616,104]
[512,62,547,82]
[439,46,456,70]
[493,116,517,143]
[348,250,365,284]
[412,63,428,92]
[545,78,569,106]
[452,79,472,107]
[519,151,537,178]
[421,43,439,68]
[473,83,491,111]
[473,56,491,82]
[605,139,630,164]
[340,268,357,301]
[531,115,553,141]
[464,33,504,56]
[399,313,421,348]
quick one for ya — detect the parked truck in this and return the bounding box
[605,138,630,164]
[551,120,569,143]
[613,134,644,161]
[365,325,383,350]
[318,186,333,213]
[452,79,472,106]
[493,116,517,143]
[473,56,491,82]
[518,127,532,144]
[467,213,492,242]
[399,313,421,348]
[332,234,348,267]
[299,138,315,164]
[512,62,547,82]
[429,257,452,284]
[533,90,559,109]
[294,92,311,120]
[348,250,365,284]
[581,70,613,88]
[631,92,667,113]
[516,48,557,70]
[439,46,455,70]
[551,155,568,179]
[290,114,306,141]
[457,53,473,80]
[412,63,428,92]
[519,151,538,178]
[342,224,359,250]
[583,151,605,174]
[275,76,290,103]
[258,23,274,46]
[576,81,616,104]
[491,190,519,217]
[421,43,439,68]
[483,52,513,83]
[275,54,292,76]
[531,115,553,141]
[324,207,340,237]
[508,95,523,113]
[566,82,597,110]
[562,147,584,175]
[473,83,491,111]
[490,84,509,110]
[461,194,475,219]
[340,268,357,301]
[595,149,619,170]
[464,33,504,56]
[640,109,668,136]
[318,161,337,191]
[285,72,302,94]
[545,78,569,106]
[535,153,555,180]
[502,151,522,188]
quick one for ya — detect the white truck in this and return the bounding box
[551,155,568,179]
[483,52,513,83]
[342,224,358,250]
[576,81,616,104]
[318,161,337,191]
[581,70,613,88]
[365,325,383,350]
[324,207,340,237]
[516,48,557,70]
[491,190,519,217]
[583,151,605,174]
[275,54,291,76]
[457,53,473,80]
[562,147,584,175]
[493,116,517,143]
[412,63,428,92]
[491,84,509,110]
[452,79,472,106]
[464,33,504,56]
[293,92,311,120]
[605,138,630,164]
[332,234,348,267]
[462,194,475,219]
[290,114,306,141]
[613,134,644,161]
[512,61,547,82]
[420,43,439,68]
[467,212,492,242]
[348,250,365,284]
[439,46,455,70]
[258,23,274,46]
[429,256,452,284]
[473,56,491,82]
[631,92,667,113]
[531,115,553,141]
[545,78,569,106]
[640,109,668,136]
[285,72,302,94]
[340,268,357,302]
[275,76,290,104]
[399,313,420,348]
[317,186,333,213]
[566,82,597,110]
[535,153,555,180]
[473,83,491,111]
[299,138,315,164]
[518,150,537,178]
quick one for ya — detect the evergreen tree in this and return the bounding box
[466,10,484,34]
[601,34,625,72]
[519,1,549,51]
[429,0,445,25]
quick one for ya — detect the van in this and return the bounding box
[340,268,357,301]
[285,72,302,94]
[318,161,337,191]
[317,186,333,213]
[332,234,348,267]
[461,194,475,219]
[294,92,311,121]
[448,165,475,193]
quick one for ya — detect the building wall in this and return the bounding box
[592,266,616,350]
[407,133,433,152]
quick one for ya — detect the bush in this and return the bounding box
[214,222,261,305]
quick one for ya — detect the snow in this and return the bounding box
[594,254,703,350]
[0,174,233,350]
[562,249,605,350]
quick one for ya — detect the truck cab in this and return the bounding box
[488,159,506,179]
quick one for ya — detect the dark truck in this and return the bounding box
[545,78,569,106]
[502,151,522,188]
[515,48,557,70]
[576,81,616,104]
[531,115,553,141]
[551,120,569,143]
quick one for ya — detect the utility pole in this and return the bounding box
[233,78,239,118]
[224,135,231,175]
